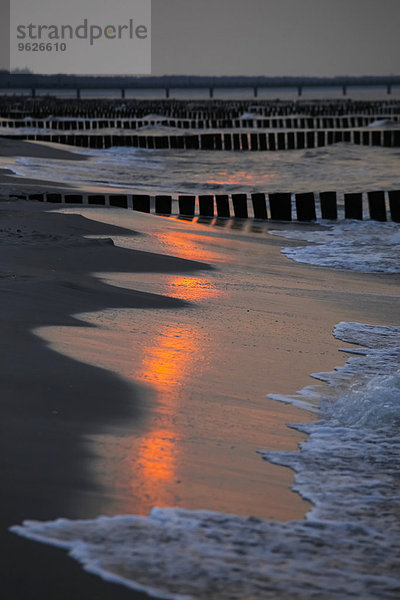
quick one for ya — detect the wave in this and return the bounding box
[270,221,400,273]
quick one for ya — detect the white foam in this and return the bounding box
[270,221,400,273]
[11,322,400,599]
[368,119,399,128]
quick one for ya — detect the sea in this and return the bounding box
[4,91,400,599]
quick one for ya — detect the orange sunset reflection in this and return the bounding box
[124,274,220,511]
[153,230,225,263]
[193,169,277,187]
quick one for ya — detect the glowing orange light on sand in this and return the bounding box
[165,276,219,302]
[153,231,224,263]
[126,274,220,510]
[136,429,177,484]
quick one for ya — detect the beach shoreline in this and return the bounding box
[1,139,400,598]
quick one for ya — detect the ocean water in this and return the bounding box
[3,142,400,196]
[11,321,400,599]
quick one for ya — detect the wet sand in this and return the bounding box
[1,140,400,598]
[0,138,88,195]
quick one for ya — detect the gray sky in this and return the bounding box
[1,0,399,76]
[152,0,400,76]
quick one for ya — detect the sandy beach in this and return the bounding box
[0,138,88,197]
[1,139,400,598]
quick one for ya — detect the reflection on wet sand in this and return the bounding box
[151,229,225,263]
[35,213,313,521]
[120,275,220,511]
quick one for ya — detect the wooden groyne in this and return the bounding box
[15,189,400,223]
[1,97,400,120]
[1,114,399,131]
[3,128,400,150]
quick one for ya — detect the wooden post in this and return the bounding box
[362,131,370,146]
[344,192,363,220]
[214,133,223,150]
[184,135,199,150]
[258,133,267,150]
[64,194,83,204]
[200,134,214,150]
[199,195,214,217]
[110,195,128,208]
[121,89,126,99]
[296,131,305,149]
[216,195,230,218]
[28,193,44,202]
[46,193,62,203]
[317,131,325,147]
[88,195,106,205]
[233,133,241,150]
[334,131,343,143]
[388,190,400,222]
[269,192,292,221]
[155,195,172,215]
[320,191,338,220]
[241,133,249,150]
[268,132,276,151]
[287,132,295,150]
[153,136,167,149]
[277,132,285,150]
[209,87,214,98]
[132,195,150,213]
[367,191,386,221]
[251,193,268,219]
[223,133,232,150]
[383,130,392,147]
[232,194,248,219]
[295,192,316,221]
[178,195,196,216]
[250,133,258,151]
[254,86,258,98]
[371,131,381,146]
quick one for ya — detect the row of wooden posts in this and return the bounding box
[2,115,398,131]
[5,128,400,150]
[22,190,400,222]
[2,99,400,121]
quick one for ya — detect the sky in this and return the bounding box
[1,0,399,76]
[151,0,400,76]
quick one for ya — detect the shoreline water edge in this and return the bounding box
[1,105,399,598]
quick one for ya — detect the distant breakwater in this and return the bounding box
[1,98,399,151]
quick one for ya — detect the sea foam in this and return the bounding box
[270,221,400,273]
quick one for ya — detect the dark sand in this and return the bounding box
[1,200,212,599]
